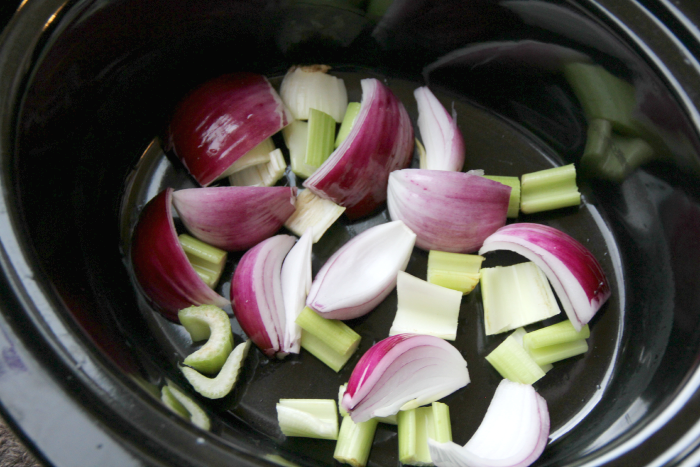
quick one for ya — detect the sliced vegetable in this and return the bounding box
[178,234,227,288]
[415,86,465,172]
[483,175,521,218]
[520,164,581,214]
[479,223,611,331]
[387,169,510,253]
[172,186,297,251]
[276,399,339,440]
[398,402,452,466]
[427,250,484,295]
[335,102,361,148]
[306,220,416,320]
[341,334,469,423]
[283,120,316,179]
[296,307,361,372]
[305,108,336,169]
[280,65,348,122]
[163,382,212,431]
[179,305,233,374]
[181,340,251,399]
[229,148,288,187]
[389,271,462,341]
[334,416,379,467]
[480,261,561,335]
[280,228,314,355]
[485,329,546,385]
[283,189,346,243]
[523,320,590,349]
[527,339,588,366]
[220,137,275,178]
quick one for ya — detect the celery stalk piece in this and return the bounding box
[509,327,552,373]
[527,339,589,366]
[178,234,227,288]
[480,262,561,335]
[416,138,427,169]
[523,320,590,349]
[220,137,275,178]
[179,305,234,374]
[334,416,379,467]
[339,383,348,417]
[283,121,316,179]
[229,148,287,187]
[161,386,190,419]
[398,402,452,466]
[485,332,546,385]
[389,271,462,341]
[165,382,211,431]
[483,175,521,218]
[297,307,361,372]
[335,102,361,148]
[180,341,251,399]
[520,164,581,214]
[427,250,484,295]
[305,108,336,168]
[277,399,339,440]
[264,455,301,467]
[283,189,346,243]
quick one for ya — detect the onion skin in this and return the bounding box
[168,73,292,186]
[304,78,414,219]
[130,189,229,321]
[479,223,611,330]
[231,235,296,358]
[387,169,511,253]
[172,186,297,251]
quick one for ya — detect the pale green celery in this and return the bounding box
[305,108,336,168]
[283,121,316,178]
[276,399,339,440]
[179,305,234,374]
[220,137,274,178]
[339,383,348,417]
[297,307,361,372]
[264,454,301,467]
[480,262,561,335]
[229,148,287,187]
[178,234,227,288]
[427,250,484,295]
[180,341,251,399]
[389,271,462,341]
[161,385,190,419]
[523,320,590,350]
[164,382,211,430]
[520,164,581,214]
[483,175,521,218]
[335,102,361,148]
[376,414,398,425]
[527,339,589,366]
[334,416,379,467]
[485,332,546,385]
[416,138,427,169]
[509,327,552,373]
[398,402,452,466]
[284,189,346,243]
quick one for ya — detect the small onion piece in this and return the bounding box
[415,86,465,171]
[231,235,296,358]
[131,189,229,321]
[168,73,292,186]
[279,65,348,122]
[280,228,314,355]
[479,223,611,331]
[341,334,470,423]
[387,169,511,253]
[428,379,549,467]
[172,186,297,252]
[304,78,414,219]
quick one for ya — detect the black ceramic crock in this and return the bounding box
[1,0,700,466]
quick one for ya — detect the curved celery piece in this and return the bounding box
[178,234,227,288]
[427,250,484,295]
[485,332,546,385]
[284,189,346,244]
[527,339,589,366]
[523,320,590,349]
[277,399,339,440]
[180,340,251,399]
[161,385,190,419]
[483,175,520,218]
[163,382,211,431]
[334,416,379,467]
[179,305,234,375]
[297,307,361,372]
[398,402,452,466]
[335,102,361,148]
[520,164,581,214]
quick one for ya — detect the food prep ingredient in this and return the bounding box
[179,305,234,374]
[414,86,465,172]
[280,228,314,355]
[398,402,452,466]
[276,399,339,440]
[283,189,346,243]
[181,341,251,399]
[427,250,484,295]
[279,65,348,122]
[485,328,548,385]
[520,164,581,214]
[335,102,361,148]
[334,416,379,467]
[161,382,211,431]
[229,148,287,187]
[178,234,227,288]
[483,175,521,218]
[296,307,361,372]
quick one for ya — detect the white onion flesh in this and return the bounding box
[280,228,314,354]
[415,86,465,171]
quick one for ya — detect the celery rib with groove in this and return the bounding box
[179,305,233,374]
[180,341,251,399]
[398,402,452,466]
[520,164,581,214]
[483,175,520,218]
[485,329,546,385]
[334,416,378,467]
[296,307,361,372]
[427,250,484,295]
[277,399,339,440]
[283,189,346,243]
[178,234,227,288]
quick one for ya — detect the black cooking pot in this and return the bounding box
[1,0,700,466]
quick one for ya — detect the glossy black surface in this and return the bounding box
[1,0,700,466]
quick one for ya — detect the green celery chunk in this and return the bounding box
[229,148,287,187]
[334,416,379,467]
[335,102,361,148]
[416,138,427,169]
[283,121,316,178]
[283,189,346,243]
[398,402,452,466]
[178,234,227,288]
[520,164,581,214]
[277,399,339,440]
[220,137,274,178]
[485,331,546,385]
[163,382,211,430]
[523,320,590,349]
[527,339,589,366]
[483,175,521,218]
[297,307,361,372]
[305,108,336,168]
[180,341,250,399]
[161,385,190,419]
[427,250,484,295]
[179,305,234,375]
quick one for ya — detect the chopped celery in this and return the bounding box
[220,137,275,178]
[283,189,346,243]
[335,102,361,148]
[339,383,348,417]
[178,234,227,288]
[161,385,190,419]
[527,339,589,366]
[276,399,339,440]
[398,402,452,466]
[483,175,520,218]
[520,164,581,214]
[334,416,379,467]
[523,320,590,349]
[229,148,287,187]
[163,382,211,430]
[389,271,462,341]
[427,250,484,295]
[283,121,316,178]
[264,454,301,467]
[180,341,250,399]
[305,108,336,168]
[416,138,427,169]
[509,327,552,373]
[296,307,361,372]
[485,331,546,385]
[480,262,560,335]
[179,305,234,374]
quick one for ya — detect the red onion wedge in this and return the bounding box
[387,169,511,253]
[172,186,297,251]
[415,86,465,171]
[131,189,228,320]
[479,223,611,331]
[306,220,416,320]
[341,334,469,423]
[168,73,292,186]
[303,78,414,219]
[428,379,549,467]
[231,235,296,358]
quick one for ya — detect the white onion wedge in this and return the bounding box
[428,379,549,467]
[280,65,348,122]
[479,223,611,331]
[415,86,465,171]
[306,221,416,320]
[280,228,314,355]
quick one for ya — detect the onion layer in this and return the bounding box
[415,86,465,171]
